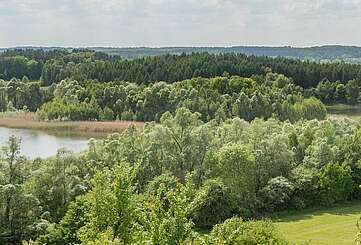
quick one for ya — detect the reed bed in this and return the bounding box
[0,112,144,137]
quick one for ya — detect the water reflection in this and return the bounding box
[0,127,89,159]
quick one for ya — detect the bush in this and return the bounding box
[216,144,256,217]
[121,110,135,121]
[191,179,236,227]
[319,163,354,205]
[290,166,320,209]
[38,99,99,121]
[258,177,294,213]
[207,217,289,245]
[145,172,179,196]
[100,107,115,121]
[35,196,90,245]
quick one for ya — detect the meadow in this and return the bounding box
[276,202,361,245]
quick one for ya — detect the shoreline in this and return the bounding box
[0,113,144,137]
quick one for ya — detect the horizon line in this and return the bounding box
[1,44,361,50]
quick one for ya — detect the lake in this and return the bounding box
[0,127,90,159]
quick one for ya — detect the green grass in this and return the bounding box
[275,202,361,245]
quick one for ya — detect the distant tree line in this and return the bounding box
[4,45,361,60]
[0,49,113,82]
[1,49,361,89]
[95,45,361,60]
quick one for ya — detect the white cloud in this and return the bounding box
[0,0,361,47]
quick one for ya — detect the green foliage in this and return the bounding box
[191,179,235,227]
[290,166,320,209]
[207,217,289,245]
[258,177,294,213]
[100,106,115,121]
[0,79,45,112]
[4,48,361,244]
[7,111,359,243]
[136,174,196,244]
[3,49,361,89]
[0,136,42,244]
[35,73,326,123]
[53,79,85,104]
[27,149,88,222]
[319,163,354,205]
[345,80,360,104]
[78,163,137,244]
[314,79,361,105]
[145,172,179,196]
[34,195,90,245]
[38,98,99,121]
[215,144,256,216]
[2,99,361,244]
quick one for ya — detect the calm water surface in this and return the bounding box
[0,127,89,159]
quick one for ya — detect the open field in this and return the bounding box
[275,202,361,245]
[0,112,144,137]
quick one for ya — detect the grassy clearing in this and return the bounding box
[275,202,361,245]
[0,112,144,137]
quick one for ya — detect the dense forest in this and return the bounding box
[1,49,361,88]
[1,49,361,244]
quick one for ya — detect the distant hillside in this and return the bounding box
[90,46,361,61]
[2,45,361,62]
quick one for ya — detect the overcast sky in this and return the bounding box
[1,0,361,47]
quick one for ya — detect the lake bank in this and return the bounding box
[0,112,144,137]
[0,126,89,159]
[326,104,361,120]
[326,103,361,114]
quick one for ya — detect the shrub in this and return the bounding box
[100,107,115,121]
[258,177,294,213]
[191,179,236,227]
[319,163,354,205]
[208,217,289,245]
